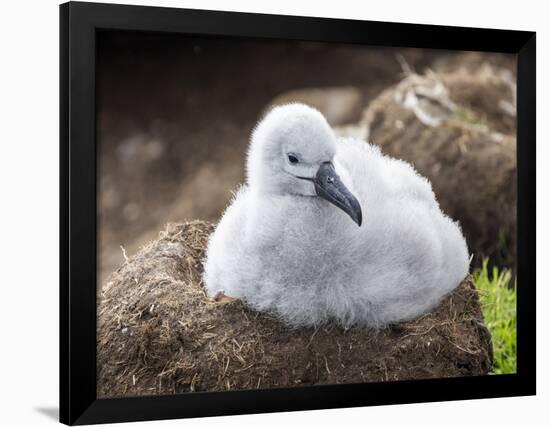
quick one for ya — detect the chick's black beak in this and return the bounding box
[310,162,362,226]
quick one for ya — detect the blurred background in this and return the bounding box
[97,30,517,374]
[97,31,517,285]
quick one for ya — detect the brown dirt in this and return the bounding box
[432,51,516,76]
[441,65,516,135]
[361,65,516,268]
[97,221,493,398]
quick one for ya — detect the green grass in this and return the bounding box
[452,106,485,126]
[473,259,517,374]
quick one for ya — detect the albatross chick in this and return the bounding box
[203,103,469,328]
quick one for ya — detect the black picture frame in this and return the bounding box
[60,1,536,425]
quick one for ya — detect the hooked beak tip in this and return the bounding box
[354,212,362,227]
[313,162,363,227]
[348,197,362,227]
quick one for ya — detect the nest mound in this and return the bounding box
[335,65,517,268]
[98,221,493,398]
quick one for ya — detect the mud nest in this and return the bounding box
[97,221,493,398]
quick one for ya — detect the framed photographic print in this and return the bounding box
[60,1,536,425]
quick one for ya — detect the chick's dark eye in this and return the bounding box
[287,154,299,164]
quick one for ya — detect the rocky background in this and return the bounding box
[97,31,516,291]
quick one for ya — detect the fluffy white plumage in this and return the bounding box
[203,103,469,328]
